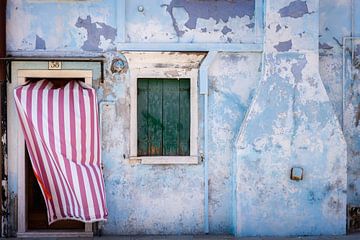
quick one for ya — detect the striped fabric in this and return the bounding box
[14,79,108,224]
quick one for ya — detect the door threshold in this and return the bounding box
[17,230,93,238]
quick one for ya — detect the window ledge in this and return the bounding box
[129,156,199,165]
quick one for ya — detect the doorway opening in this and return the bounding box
[25,77,86,230]
[10,69,94,237]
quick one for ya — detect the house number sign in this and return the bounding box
[48,61,62,70]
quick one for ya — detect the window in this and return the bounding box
[137,78,190,156]
[125,52,205,164]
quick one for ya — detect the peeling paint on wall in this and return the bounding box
[235,0,347,237]
[75,15,116,51]
[163,0,255,37]
[274,39,292,52]
[35,35,46,50]
[126,0,256,43]
[278,0,311,19]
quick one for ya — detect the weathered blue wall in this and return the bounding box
[318,0,360,208]
[4,0,355,237]
[125,0,256,43]
[207,53,261,233]
[235,0,347,236]
[6,0,258,52]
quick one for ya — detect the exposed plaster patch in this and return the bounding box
[273,40,292,52]
[278,0,310,19]
[35,35,46,50]
[75,15,116,51]
[126,19,176,42]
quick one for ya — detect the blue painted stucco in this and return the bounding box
[3,0,358,237]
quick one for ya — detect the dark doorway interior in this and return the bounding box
[25,77,85,230]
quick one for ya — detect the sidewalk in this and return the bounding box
[8,233,360,239]
[91,233,360,240]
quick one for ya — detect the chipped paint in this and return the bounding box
[235,0,346,237]
[278,0,311,19]
[221,26,232,35]
[318,0,360,212]
[274,39,292,52]
[163,0,255,37]
[126,0,256,43]
[75,15,116,51]
[35,35,45,50]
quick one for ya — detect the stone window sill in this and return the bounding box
[128,156,199,165]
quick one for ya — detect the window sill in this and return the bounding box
[129,156,199,165]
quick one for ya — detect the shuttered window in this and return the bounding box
[137,78,190,156]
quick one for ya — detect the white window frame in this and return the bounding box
[8,68,93,238]
[125,52,205,165]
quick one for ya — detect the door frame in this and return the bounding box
[9,69,93,237]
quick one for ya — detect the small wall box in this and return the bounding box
[290,167,303,181]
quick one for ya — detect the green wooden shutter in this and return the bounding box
[137,78,190,156]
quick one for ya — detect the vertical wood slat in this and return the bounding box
[179,80,190,156]
[162,80,180,156]
[148,80,163,156]
[137,79,149,156]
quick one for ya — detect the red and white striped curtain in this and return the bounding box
[14,79,108,224]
